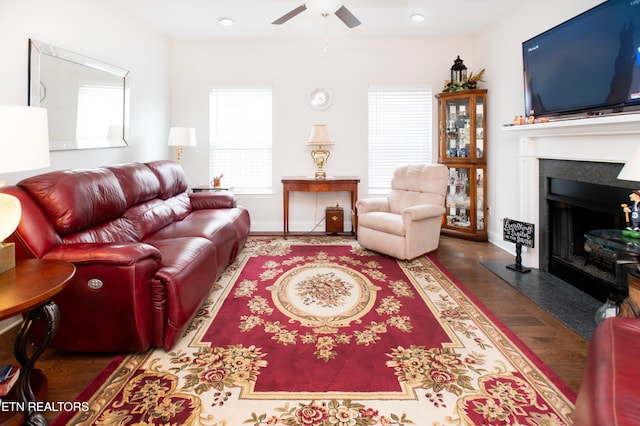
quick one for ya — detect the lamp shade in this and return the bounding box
[168,127,197,147]
[306,124,334,146]
[0,194,20,242]
[618,145,640,181]
[0,105,50,174]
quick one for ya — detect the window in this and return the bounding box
[76,84,127,148]
[209,87,273,194]
[367,86,433,194]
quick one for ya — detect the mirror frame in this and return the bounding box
[28,39,130,150]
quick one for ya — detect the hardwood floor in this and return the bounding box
[0,236,588,423]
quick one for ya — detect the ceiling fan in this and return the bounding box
[272,0,362,28]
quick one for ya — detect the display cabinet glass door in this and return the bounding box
[475,97,484,160]
[444,98,471,159]
[445,166,485,232]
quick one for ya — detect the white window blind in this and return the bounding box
[367,87,433,194]
[209,87,273,194]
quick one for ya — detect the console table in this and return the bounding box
[0,259,75,426]
[282,177,360,239]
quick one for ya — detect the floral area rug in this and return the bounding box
[54,236,575,425]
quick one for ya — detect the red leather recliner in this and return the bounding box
[574,317,640,425]
[1,160,250,352]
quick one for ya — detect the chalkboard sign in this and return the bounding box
[503,218,535,248]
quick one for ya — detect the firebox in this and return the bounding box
[540,160,637,302]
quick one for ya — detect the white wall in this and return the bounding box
[0,0,606,241]
[0,0,171,184]
[171,37,473,232]
[473,0,602,252]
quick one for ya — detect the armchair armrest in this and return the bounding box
[356,197,390,214]
[42,242,161,265]
[402,204,446,221]
[190,191,236,210]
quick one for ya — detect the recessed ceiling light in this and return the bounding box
[410,14,425,23]
[218,17,234,27]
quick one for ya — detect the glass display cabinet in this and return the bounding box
[436,89,487,241]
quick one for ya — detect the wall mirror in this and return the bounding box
[29,39,130,151]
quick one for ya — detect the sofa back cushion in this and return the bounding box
[388,164,448,214]
[145,160,192,220]
[123,199,175,240]
[107,163,161,207]
[19,169,128,236]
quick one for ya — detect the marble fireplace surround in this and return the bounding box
[503,114,640,269]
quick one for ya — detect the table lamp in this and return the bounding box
[306,124,334,179]
[168,127,197,164]
[0,105,50,273]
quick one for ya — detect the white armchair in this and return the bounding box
[356,164,449,260]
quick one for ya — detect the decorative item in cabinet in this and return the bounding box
[437,89,487,241]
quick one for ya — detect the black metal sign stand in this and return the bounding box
[503,218,535,274]
[507,243,531,273]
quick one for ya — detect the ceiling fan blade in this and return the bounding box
[335,5,361,28]
[272,4,307,25]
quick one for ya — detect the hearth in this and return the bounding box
[540,159,637,301]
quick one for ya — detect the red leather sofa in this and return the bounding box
[574,317,640,425]
[0,160,250,352]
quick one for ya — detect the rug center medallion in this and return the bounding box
[268,262,380,334]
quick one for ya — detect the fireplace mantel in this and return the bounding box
[502,113,640,268]
[503,113,640,138]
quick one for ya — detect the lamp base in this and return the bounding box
[0,243,15,274]
[315,170,326,179]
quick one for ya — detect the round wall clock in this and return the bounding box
[308,88,332,110]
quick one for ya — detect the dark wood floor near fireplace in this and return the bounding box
[0,236,588,423]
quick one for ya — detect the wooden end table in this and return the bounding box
[0,259,75,426]
[281,177,360,239]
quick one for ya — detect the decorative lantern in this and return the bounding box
[450,56,468,85]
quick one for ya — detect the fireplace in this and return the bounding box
[504,114,640,299]
[539,160,635,301]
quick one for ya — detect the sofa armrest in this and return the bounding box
[42,242,161,265]
[574,317,640,426]
[402,204,446,221]
[40,242,161,352]
[189,191,237,210]
[356,197,390,214]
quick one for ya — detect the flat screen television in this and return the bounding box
[523,0,640,118]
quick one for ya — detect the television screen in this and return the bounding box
[523,0,640,117]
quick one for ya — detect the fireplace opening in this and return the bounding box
[547,177,631,301]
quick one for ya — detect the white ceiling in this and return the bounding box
[114,0,523,40]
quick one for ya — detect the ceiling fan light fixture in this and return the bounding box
[307,0,342,15]
[218,17,234,27]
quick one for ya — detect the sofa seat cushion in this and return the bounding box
[358,211,405,236]
[62,218,141,244]
[149,237,219,350]
[144,215,237,268]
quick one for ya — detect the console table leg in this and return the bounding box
[14,301,59,426]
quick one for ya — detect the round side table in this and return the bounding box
[0,259,75,426]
